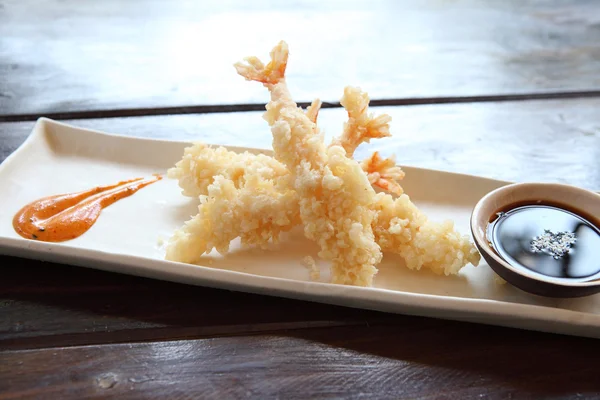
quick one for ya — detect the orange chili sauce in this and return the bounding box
[13,175,162,242]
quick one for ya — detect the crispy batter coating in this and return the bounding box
[235,41,382,286]
[165,144,299,264]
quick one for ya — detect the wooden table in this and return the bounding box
[2,1,600,398]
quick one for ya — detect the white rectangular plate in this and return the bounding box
[2,118,600,338]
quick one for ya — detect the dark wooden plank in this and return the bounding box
[2,324,600,399]
[1,98,599,350]
[0,256,392,350]
[2,0,600,116]
[2,97,599,190]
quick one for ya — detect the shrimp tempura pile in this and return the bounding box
[165,41,480,286]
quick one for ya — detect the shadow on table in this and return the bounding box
[0,257,395,347]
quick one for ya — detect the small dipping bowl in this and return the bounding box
[471,182,600,298]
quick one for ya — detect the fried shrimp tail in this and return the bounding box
[305,98,322,123]
[361,152,405,196]
[330,86,404,195]
[234,41,288,85]
[331,86,392,157]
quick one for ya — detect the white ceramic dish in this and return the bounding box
[1,118,600,339]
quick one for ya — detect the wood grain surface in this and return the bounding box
[2,325,600,399]
[2,2,600,397]
[2,0,600,116]
[0,256,394,351]
[2,98,599,190]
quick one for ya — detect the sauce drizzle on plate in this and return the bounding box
[12,175,162,242]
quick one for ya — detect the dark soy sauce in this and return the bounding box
[487,201,600,283]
